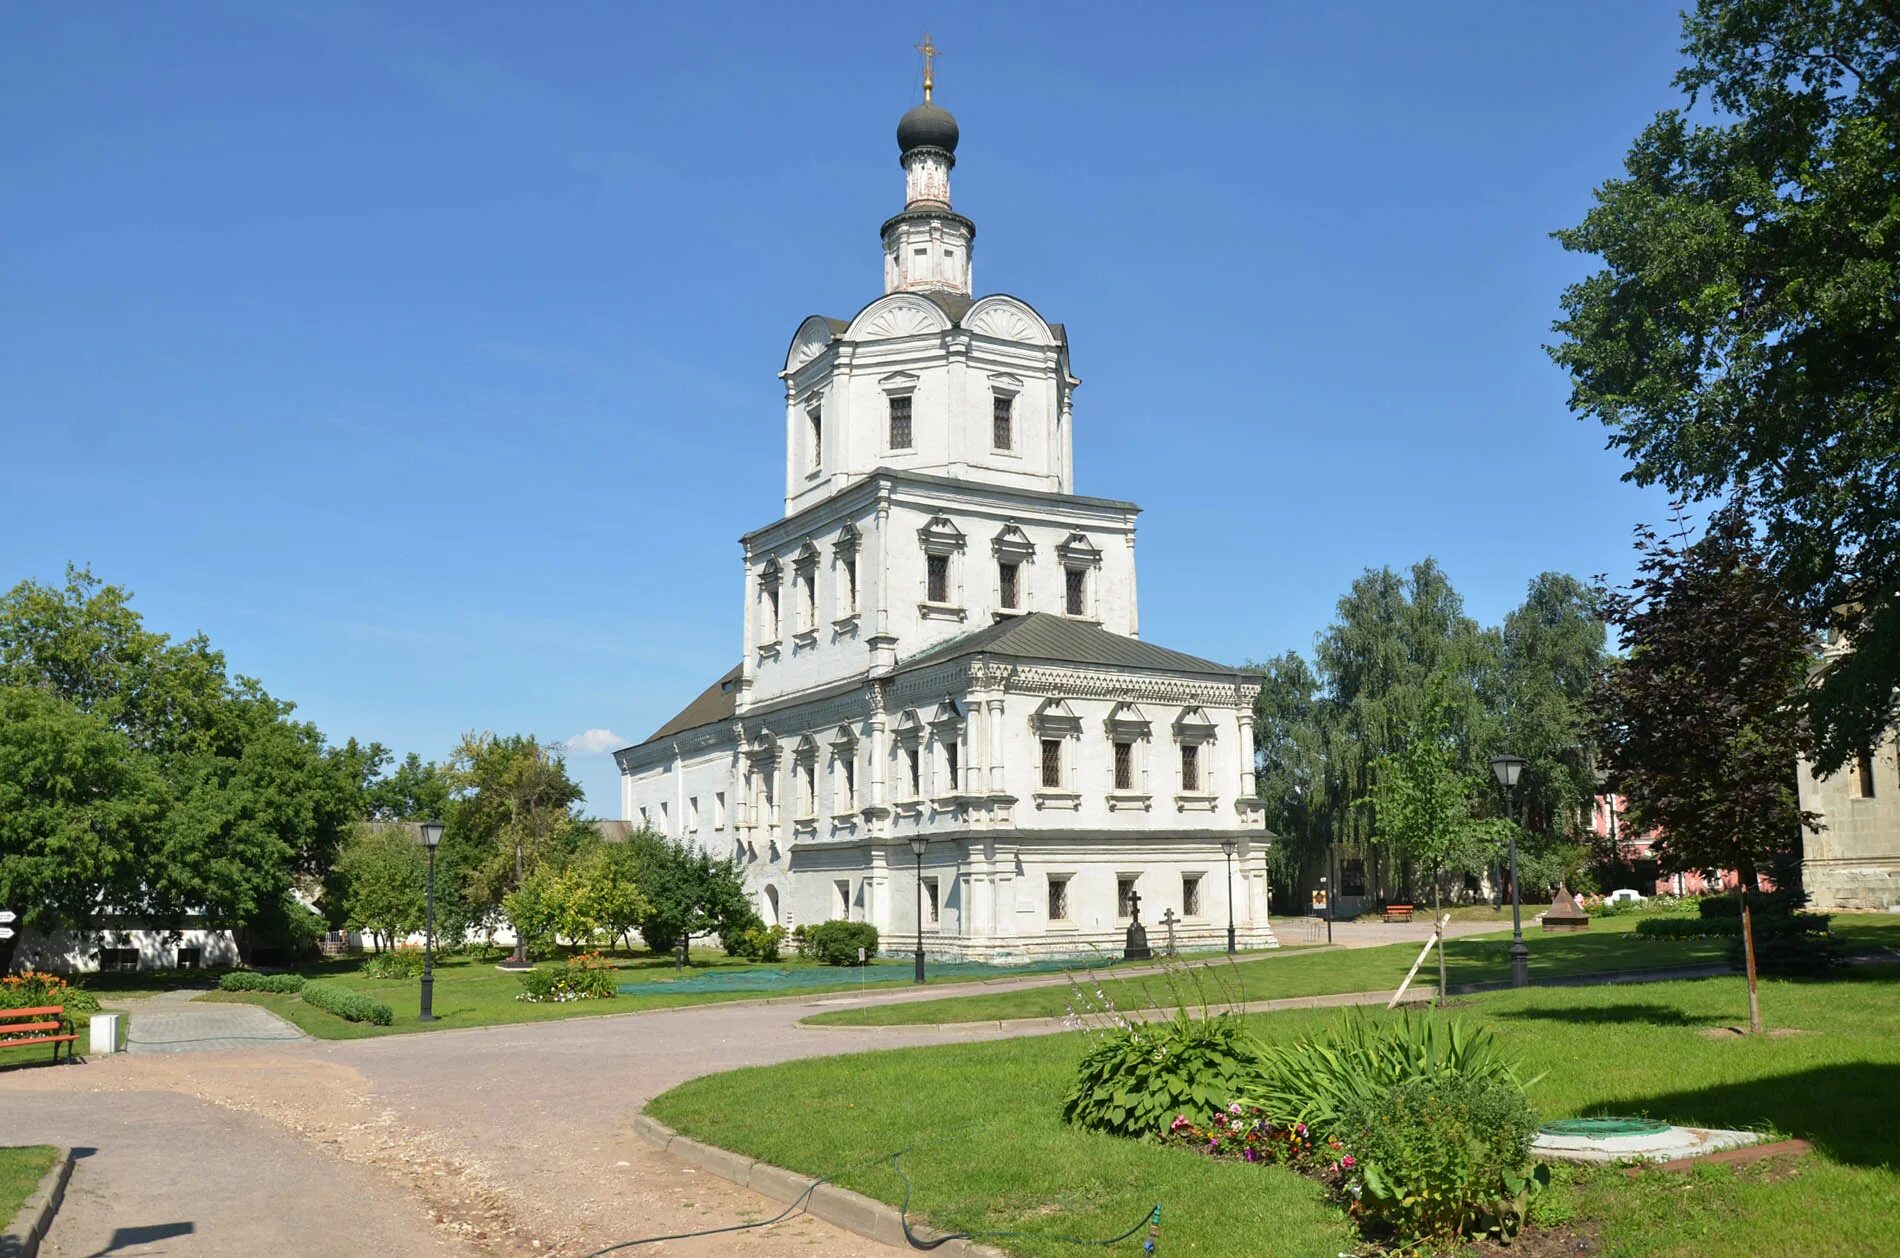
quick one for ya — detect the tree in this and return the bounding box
[626,830,760,966]
[1498,574,1606,846]
[1551,0,1900,773]
[364,752,451,822]
[1595,508,1817,1034]
[551,841,651,951]
[0,568,363,942]
[1248,651,1333,887]
[444,732,586,963]
[1364,707,1501,998]
[333,825,426,952]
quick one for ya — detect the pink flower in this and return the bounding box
[1341,1154,1356,1169]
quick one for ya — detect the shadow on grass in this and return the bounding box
[1585,1062,1900,1168]
[1494,1001,1724,1028]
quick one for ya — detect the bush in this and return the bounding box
[362,946,427,979]
[0,970,101,1013]
[790,924,814,958]
[1337,1072,1546,1246]
[1247,1013,1536,1137]
[1697,889,1803,919]
[218,971,305,994]
[1636,913,1830,940]
[517,952,619,1003]
[300,980,393,1025]
[727,924,786,962]
[804,920,880,966]
[1062,1011,1262,1140]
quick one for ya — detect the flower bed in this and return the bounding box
[516,951,619,1003]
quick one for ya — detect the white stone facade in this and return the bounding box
[617,89,1274,961]
[1799,726,1900,911]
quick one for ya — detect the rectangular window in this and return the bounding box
[906,745,922,798]
[992,395,1013,450]
[889,394,913,449]
[800,760,816,816]
[998,560,1020,610]
[944,739,960,792]
[764,584,781,640]
[1858,748,1877,798]
[843,554,858,613]
[100,947,140,972]
[714,791,727,830]
[923,876,940,925]
[688,795,700,831]
[1041,737,1063,788]
[842,755,857,808]
[808,410,822,469]
[1048,876,1070,922]
[176,946,202,970]
[658,801,670,835]
[798,567,815,630]
[1342,859,1367,897]
[927,553,950,603]
[1114,740,1134,791]
[834,879,851,920]
[1117,876,1139,919]
[1183,874,1203,917]
[1065,567,1086,616]
[1181,743,1201,792]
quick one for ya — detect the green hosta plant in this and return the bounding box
[1247,1013,1538,1137]
[1338,1072,1547,1246]
[1061,1010,1261,1140]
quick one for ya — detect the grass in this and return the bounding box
[803,913,1900,1026]
[0,1145,58,1223]
[649,965,1900,1258]
[201,946,1073,1039]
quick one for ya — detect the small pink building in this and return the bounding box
[1592,795,1770,895]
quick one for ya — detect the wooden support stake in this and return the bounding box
[1388,913,1450,1008]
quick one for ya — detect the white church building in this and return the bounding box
[616,67,1274,961]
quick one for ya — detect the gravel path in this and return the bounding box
[0,922,1516,1257]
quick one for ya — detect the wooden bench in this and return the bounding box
[1384,903,1416,924]
[0,1005,80,1064]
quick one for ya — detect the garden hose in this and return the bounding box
[578,1136,1163,1254]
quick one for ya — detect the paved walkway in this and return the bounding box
[0,919,1541,1258]
[113,988,309,1054]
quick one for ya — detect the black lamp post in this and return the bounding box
[1488,756,1529,988]
[1320,873,1332,945]
[418,820,444,1021]
[1221,837,1238,955]
[910,835,928,984]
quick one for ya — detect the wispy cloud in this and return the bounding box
[564,728,627,755]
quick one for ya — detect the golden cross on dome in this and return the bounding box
[915,32,939,102]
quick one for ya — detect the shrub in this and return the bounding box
[1247,1013,1536,1137]
[790,924,814,958]
[300,980,393,1025]
[363,946,427,979]
[804,920,880,966]
[727,924,786,962]
[1062,1011,1262,1140]
[1636,913,1830,940]
[0,970,101,1013]
[1336,1073,1546,1246]
[1697,889,1803,919]
[218,971,305,994]
[517,952,619,1003]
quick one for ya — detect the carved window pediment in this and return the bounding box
[1106,701,1151,737]
[1031,697,1083,737]
[1057,532,1102,568]
[992,523,1035,562]
[833,522,861,555]
[988,372,1025,397]
[930,697,965,728]
[893,708,924,743]
[918,515,966,554]
[1174,705,1218,741]
[878,370,922,396]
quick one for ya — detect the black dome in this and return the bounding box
[897,102,959,155]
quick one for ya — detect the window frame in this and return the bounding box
[1047,874,1072,923]
[888,392,914,450]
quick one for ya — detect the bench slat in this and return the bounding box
[0,1021,64,1034]
[0,1035,79,1047]
[0,1006,66,1019]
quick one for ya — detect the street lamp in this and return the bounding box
[910,835,929,984]
[1320,874,1332,945]
[418,820,445,1021]
[1221,837,1238,955]
[1488,755,1530,989]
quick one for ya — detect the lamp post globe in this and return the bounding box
[418,820,445,1021]
[909,835,929,984]
[1220,837,1238,955]
[1487,756,1531,989]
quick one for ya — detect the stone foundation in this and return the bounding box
[1802,857,1900,911]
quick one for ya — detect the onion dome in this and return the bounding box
[897,101,959,155]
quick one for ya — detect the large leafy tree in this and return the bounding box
[625,830,759,964]
[0,568,362,938]
[444,732,587,962]
[1498,573,1606,844]
[332,824,427,952]
[1551,0,1900,772]
[1595,509,1817,1034]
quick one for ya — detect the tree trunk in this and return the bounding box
[1737,882,1763,1035]
[1433,870,1446,1004]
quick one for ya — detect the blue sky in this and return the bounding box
[1,2,1688,812]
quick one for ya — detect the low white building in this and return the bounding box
[617,72,1274,961]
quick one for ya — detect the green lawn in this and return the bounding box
[0,1145,58,1224]
[804,913,1900,1026]
[202,947,1072,1039]
[650,966,1900,1258]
